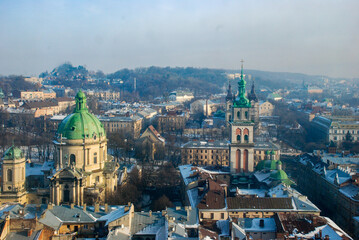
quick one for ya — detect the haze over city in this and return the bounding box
[1,0,358,78]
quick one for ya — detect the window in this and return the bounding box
[237,135,241,142]
[245,111,248,119]
[94,152,98,164]
[70,154,76,166]
[7,169,12,182]
[221,213,225,219]
[244,135,249,142]
[211,213,214,219]
[96,176,100,182]
[237,111,240,118]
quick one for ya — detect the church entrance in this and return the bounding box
[63,190,70,202]
[63,184,70,203]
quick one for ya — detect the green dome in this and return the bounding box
[255,160,265,170]
[270,170,288,181]
[3,145,23,160]
[256,159,277,171]
[57,91,105,140]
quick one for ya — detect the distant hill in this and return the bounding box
[39,63,347,99]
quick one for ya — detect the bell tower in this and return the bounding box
[229,61,255,173]
[0,145,27,203]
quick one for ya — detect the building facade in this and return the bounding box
[99,115,142,139]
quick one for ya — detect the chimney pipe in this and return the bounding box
[259,219,264,227]
[83,203,87,212]
[95,203,100,213]
[105,203,109,213]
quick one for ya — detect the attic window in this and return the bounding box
[74,213,80,218]
[71,127,76,131]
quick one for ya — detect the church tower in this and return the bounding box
[225,81,234,124]
[248,80,259,136]
[229,62,255,173]
[0,145,27,203]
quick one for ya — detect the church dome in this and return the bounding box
[2,145,23,160]
[256,159,277,171]
[57,91,105,140]
[270,169,288,181]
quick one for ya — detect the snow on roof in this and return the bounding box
[179,165,197,186]
[26,163,44,176]
[339,184,359,200]
[98,206,128,226]
[236,188,266,197]
[289,217,352,240]
[324,168,352,185]
[50,115,67,121]
[239,218,276,232]
[253,171,271,182]
[216,220,230,236]
[187,189,199,209]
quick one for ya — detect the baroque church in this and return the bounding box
[50,90,118,205]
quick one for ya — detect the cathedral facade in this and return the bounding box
[50,91,118,205]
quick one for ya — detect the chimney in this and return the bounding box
[70,203,75,209]
[149,210,152,217]
[319,229,322,238]
[259,219,264,227]
[83,203,87,212]
[324,235,330,240]
[187,208,191,221]
[105,203,109,213]
[95,203,100,213]
[47,203,53,210]
[27,229,33,237]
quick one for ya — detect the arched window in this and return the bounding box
[70,154,76,166]
[236,128,241,135]
[7,169,12,182]
[237,135,241,142]
[243,128,249,143]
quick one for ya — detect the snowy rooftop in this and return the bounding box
[238,218,276,232]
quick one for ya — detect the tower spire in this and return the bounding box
[240,59,244,80]
[233,59,250,108]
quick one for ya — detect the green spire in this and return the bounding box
[75,90,88,112]
[233,60,251,108]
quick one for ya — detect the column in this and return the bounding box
[55,184,60,205]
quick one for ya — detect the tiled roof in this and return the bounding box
[227,197,293,210]
[197,180,225,210]
[23,100,58,109]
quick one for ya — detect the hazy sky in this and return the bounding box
[0,0,358,78]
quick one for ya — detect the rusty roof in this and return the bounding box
[227,197,293,210]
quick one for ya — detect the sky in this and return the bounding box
[0,0,358,78]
